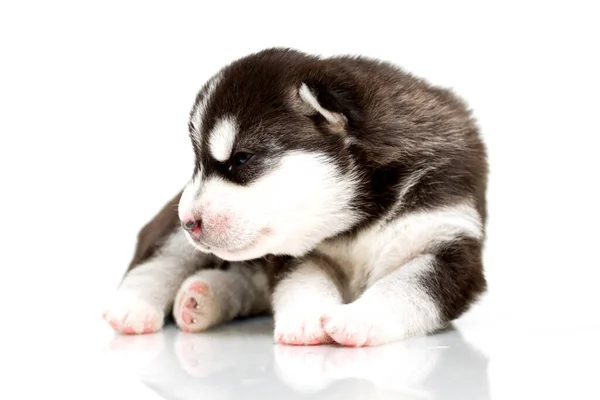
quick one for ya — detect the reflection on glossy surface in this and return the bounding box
[104,317,489,399]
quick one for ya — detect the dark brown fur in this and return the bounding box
[191,48,487,236]
[128,48,488,327]
[125,190,182,273]
[422,237,487,322]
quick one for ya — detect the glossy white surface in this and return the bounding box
[99,309,600,400]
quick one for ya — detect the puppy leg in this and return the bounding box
[173,262,271,333]
[322,238,486,347]
[104,228,210,334]
[273,259,344,345]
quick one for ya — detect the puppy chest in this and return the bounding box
[317,225,407,298]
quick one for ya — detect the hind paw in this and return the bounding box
[173,278,220,333]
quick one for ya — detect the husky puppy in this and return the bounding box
[103,48,488,347]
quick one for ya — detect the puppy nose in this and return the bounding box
[182,219,201,233]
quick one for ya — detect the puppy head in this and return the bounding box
[177,50,363,261]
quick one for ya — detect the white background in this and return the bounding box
[1,1,599,398]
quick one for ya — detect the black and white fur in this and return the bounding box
[104,48,488,347]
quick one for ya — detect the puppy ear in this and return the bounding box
[297,83,348,133]
[292,75,365,135]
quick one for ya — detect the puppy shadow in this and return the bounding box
[103,330,166,371]
[103,319,489,400]
[274,325,491,399]
[172,316,275,378]
[105,317,298,399]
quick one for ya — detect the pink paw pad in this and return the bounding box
[108,320,157,335]
[174,279,215,334]
[143,326,154,334]
[181,311,194,325]
[276,332,332,346]
[320,315,375,347]
[275,319,333,346]
[282,335,303,345]
[307,333,331,345]
[188,282,209,294]
[184,297,197,309]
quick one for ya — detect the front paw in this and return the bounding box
[320,305,377,347]
[103,291,164,335]
[274,311,333,346]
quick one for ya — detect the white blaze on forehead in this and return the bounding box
[208,116,238,162]
[190,72,223,149]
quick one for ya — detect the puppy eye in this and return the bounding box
[232,152,253,167]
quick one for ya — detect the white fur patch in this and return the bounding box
[273,200,482,346]
[322,254,442,346]
[298,83,346,130]
[189,72,223,149]
[179,150,361,261]
[178,173,203,221]
[208,116,238,162]
[272,260,343,345]
[318,200,482,296]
